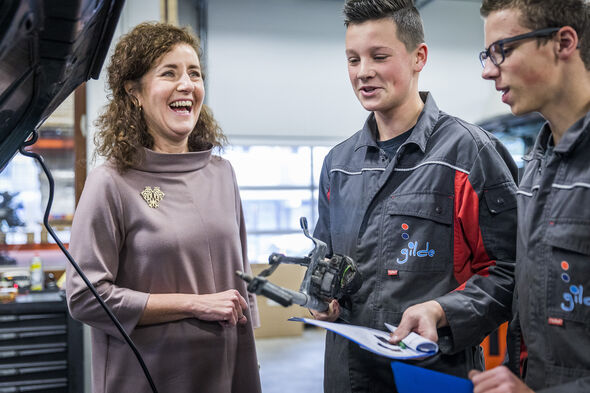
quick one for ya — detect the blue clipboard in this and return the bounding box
[391,361,473,393]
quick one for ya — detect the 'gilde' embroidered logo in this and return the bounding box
[396,223,436,264]
[559,260,590,312]
[561,285,590,312]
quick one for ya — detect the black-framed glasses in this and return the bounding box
[479,27,560,68]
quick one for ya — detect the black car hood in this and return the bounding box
[0,0,125,171]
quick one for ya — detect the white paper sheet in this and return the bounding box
[289,317,438,360]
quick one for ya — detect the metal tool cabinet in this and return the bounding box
[0,292,83,393]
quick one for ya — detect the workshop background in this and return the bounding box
[0,1,525,392]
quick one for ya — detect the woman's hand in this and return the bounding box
[309,299,340,322]
[139,290,249,327]
[192,289,249,326]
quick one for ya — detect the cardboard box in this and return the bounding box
[251,263,309,338]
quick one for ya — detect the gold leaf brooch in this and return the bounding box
[141,186,165,208]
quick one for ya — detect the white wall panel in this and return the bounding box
[419,0,509,124]
[207,0,510,142]
[207,0,366,142]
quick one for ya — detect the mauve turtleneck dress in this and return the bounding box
[66,148,261,393]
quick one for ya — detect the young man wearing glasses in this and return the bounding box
[310,0,519,391]
[469,0,590,392]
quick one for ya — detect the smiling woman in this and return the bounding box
[125,43,205,153]
[94,22,226,170]
[66,22,261,393]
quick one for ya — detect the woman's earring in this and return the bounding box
[131,95,141,110]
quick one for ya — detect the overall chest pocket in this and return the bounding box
[544,220,590,324]
[382,192,453,272]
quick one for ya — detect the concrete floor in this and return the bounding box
[255,327,326,393]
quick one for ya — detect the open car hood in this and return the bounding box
[0,0,125,171]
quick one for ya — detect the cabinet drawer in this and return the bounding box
[0,360,67,376]
[0,377,68,392]
[0,325,67,346]
[0,342,67,360]
[0,313,65,330]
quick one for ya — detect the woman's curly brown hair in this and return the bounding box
[94,22,226,171]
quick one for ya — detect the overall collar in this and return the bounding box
[553,110,590,155]
[528,110,590,159]
[353,91,439,154]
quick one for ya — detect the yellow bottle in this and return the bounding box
[30,254,44,291]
